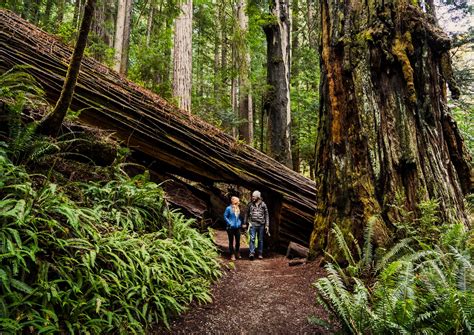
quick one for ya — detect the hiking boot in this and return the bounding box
[258,255,263,259]
[249,253,254,260]
[230,254,236,261]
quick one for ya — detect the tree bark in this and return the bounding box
[145,2,154,47]
[172,0,193,113]
[119,0,132,75]
[113,0,126,73]
[55,0,65,31]
[73,0,82,29]
[42,0,54,28]
[264,0,293,168]
[37,0,96,136]
[291,0,300,172]
[237,0,253,145]
[310,0,472,257]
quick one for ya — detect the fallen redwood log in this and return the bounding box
[0,9,316,248]
[286,241,309,259]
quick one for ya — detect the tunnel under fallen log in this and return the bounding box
[0,9,317,249]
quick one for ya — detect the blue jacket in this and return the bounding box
[224,206,242,229]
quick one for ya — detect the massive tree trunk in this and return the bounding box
[237,0,253,145]
[172,0,193,113]
[263,0,292,168]
[310,0,472,256]
[37,0,96,136]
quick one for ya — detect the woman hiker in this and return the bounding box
[246,190,269,260]
[224,196,243,260]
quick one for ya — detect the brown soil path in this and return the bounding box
[152,230,335,335]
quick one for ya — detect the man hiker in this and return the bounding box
[246,190,269,260]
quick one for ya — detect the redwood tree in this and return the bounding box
[310,0,472,255]
[263,0,292,168]
[173,0,193,113]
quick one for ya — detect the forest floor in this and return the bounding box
[152,229,336,335]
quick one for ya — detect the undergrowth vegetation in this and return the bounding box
[0,69,221,333]
[313,202,474,334]
[0,145,221,333]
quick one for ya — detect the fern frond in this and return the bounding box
[332,224,357,266]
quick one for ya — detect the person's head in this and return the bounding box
[251,190,261,202]
[230,196,240,205]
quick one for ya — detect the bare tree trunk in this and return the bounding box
[42,0,54,28]
[145,2,154,47]
[310,0,472,257]
[120,0,132,75]
[55,0,65,31]
[306,0,317,50]
[264,0,292,168]
[172,0,193,113]
[291,0,300,172]
[231,8,238,138]
[37,0,96,136]
[113,0,126,73]
[220,1,227,90]
[237,0,253,145]
[73,0,82,29]
[30,0,40,24]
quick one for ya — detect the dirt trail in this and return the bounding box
[152,230,334,335]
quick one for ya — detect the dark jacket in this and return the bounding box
[246,201,269,227]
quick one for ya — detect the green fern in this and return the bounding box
[315,218,474,334]
[0,150,221,333]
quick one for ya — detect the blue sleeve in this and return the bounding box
[224,207,232,226]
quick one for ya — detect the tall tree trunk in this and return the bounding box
[172,0,193,113]
[237,0,253,145]
[213,10,220,97]
[263,0,292,168]
[37,0,96,136]
[310,0,472,256]
[21,0,30,19]
[55,0,65,31]
[145,2,154,47]
[73,0,82,29]
[113,0,126,73]
[306,0,317,50]
[291,0,300,172]
[219,1,227,103]
[42,0,54,28]
[231,9,238,138]
[30,0,40,24]
[119,0,132,74]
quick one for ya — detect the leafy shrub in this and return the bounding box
[0,148,221,333]
[314,213,474,334]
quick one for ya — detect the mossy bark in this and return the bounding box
[310,0,472,256]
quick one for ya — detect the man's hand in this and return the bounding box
[265,226,270,236]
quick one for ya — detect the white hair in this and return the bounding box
[252,190,261,199]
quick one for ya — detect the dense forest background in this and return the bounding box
[0,0,473,333]
[2,0,472,175]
